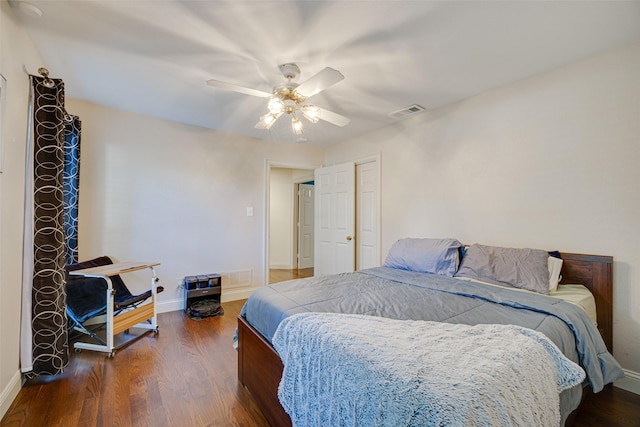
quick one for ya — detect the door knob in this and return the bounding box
[346,236,353,241]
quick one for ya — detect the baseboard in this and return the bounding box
[269,264,293,270]
[614,368,640,395]
[221,287,258,302]
[157,298,184,313]
[0,370,22,420]
[156,288,258,314]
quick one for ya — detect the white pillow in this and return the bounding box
[548,256,563,293]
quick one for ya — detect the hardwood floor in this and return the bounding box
[268,268,313,284]
[2,297,639,427]
[573,386,640,427]
[1,300,269,427]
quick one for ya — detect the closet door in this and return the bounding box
[356,160,379,270]
[297,183,315,269]
[314,162,355,276]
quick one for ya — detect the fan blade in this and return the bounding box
[206,79,272,98]
[295,67,344,99]
[318,108,351,127]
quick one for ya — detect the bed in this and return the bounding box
[237,240,623,426]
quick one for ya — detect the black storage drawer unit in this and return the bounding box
[183,274,221,311]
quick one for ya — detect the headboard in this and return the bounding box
[559,252,613,353]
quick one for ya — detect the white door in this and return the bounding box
[356,161,380,270]
[297,183,314,269]
[314,162,355,276]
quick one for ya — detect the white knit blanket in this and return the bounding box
[273,313,586,427]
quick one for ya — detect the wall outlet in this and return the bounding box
[246,206,254,217]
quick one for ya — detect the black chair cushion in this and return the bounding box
[65,256,163,324]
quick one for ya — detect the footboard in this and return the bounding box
[237,316,291,427]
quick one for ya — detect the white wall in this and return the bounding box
[0,0,45,418]
[66,99,324,307]
[326,43,640,382]
[270,168,295,269]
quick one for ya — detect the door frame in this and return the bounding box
[263,160,320,286]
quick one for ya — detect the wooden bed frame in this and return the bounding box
[237,252,613,427]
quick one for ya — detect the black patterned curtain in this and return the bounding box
[63,117,81,265]
[20,71,81,377]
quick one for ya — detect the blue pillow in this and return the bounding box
[454,244,550,294]
[384,238,462,276]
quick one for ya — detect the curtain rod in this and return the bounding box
[31,67,75,122]
[37,67,55,88]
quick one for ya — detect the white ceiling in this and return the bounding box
[10,0,640,147]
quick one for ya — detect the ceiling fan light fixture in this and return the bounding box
[291,115,304,135]
[301,104,320,124]
[283,99,297,115]
[267,97,284,114]
[208,63,349,137]
[259,112,281,130]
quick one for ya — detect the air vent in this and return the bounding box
[219,269,252,289]
[388,104,426,119]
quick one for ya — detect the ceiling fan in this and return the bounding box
[206,63,350,135]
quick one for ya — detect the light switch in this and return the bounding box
[246,207,254,217]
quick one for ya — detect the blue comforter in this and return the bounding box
[273,313,587,427]
[242,267,622,393]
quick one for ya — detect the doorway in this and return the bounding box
[264,157,380,285]
[267,165,316,284]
